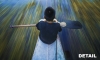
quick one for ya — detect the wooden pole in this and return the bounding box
[10,24,36,28]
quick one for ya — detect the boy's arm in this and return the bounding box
[36,19,46,30]
[53,19,66,27]
[36,22,40,30]
[39,19,46,22]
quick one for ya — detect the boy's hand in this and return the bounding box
[53,19,57,22]
[60,22,66,27]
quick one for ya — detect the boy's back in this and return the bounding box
[36,21,62,44]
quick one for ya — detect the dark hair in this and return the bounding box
[44,7,55,21]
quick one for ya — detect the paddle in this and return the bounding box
[10,19,82,29]
[64,20,82,29]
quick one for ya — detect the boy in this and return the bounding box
[32,7,66,60]
[36,7,62,44]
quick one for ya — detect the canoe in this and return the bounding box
[32,35,65,60]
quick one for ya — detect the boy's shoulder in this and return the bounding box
[38,19,61,26]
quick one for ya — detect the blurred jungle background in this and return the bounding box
[0,0,100,60]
